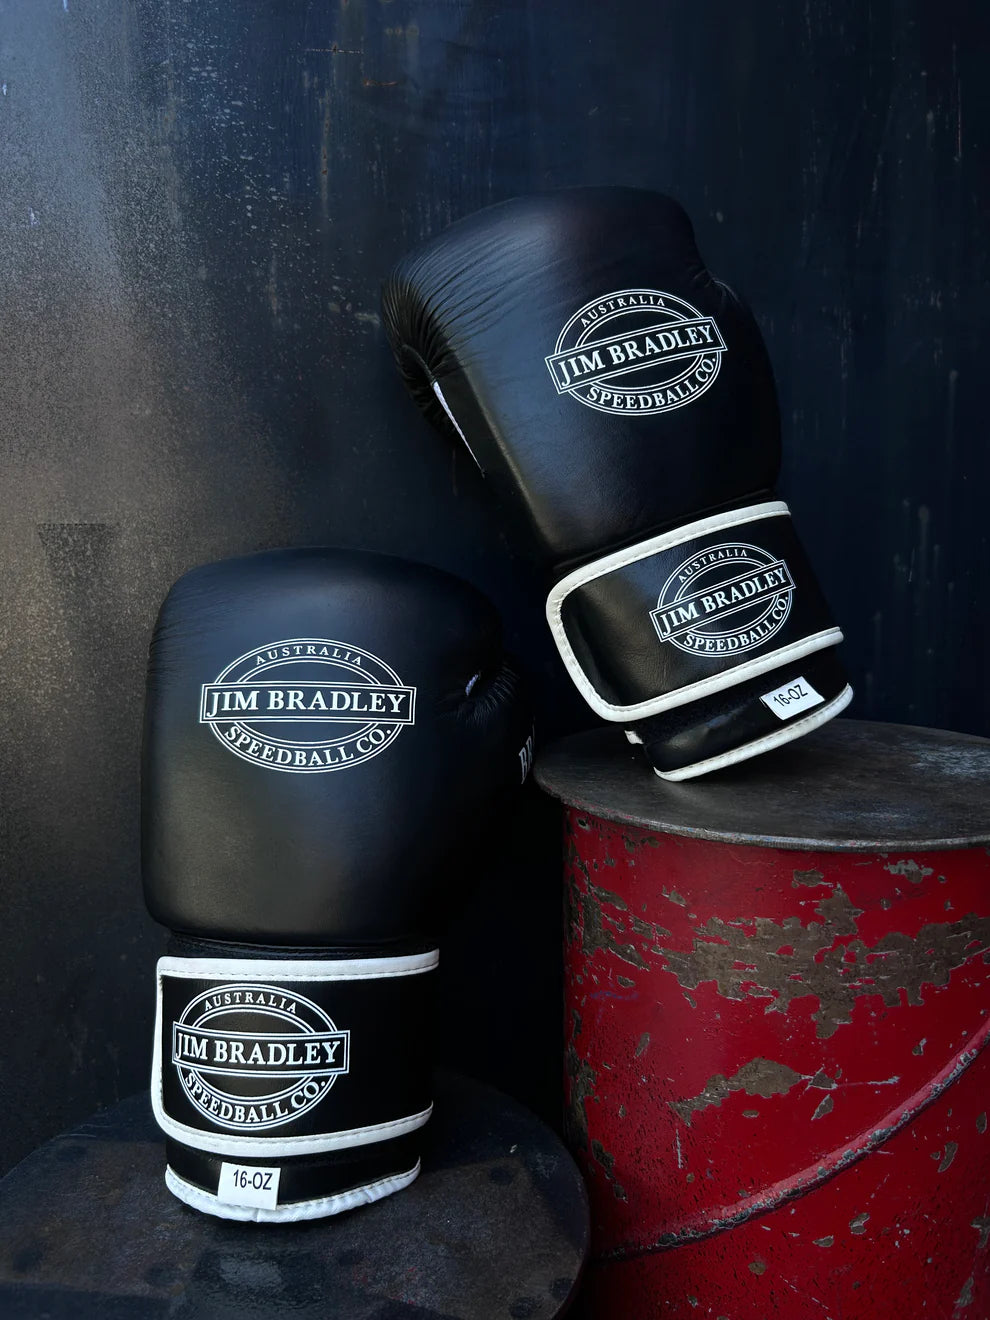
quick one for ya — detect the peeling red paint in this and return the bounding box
[562,812,990,1317]
[671,1059,804,1125]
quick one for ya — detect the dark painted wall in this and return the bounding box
[0,0,985,1173]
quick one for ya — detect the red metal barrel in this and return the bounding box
[535,720,990,1319]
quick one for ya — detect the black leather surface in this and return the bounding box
[142,547,531,945]
[637,649,849,774]
[158,954,435,1146]
[383,187,782,565]
[561,507,840,710]
[383,189,848,771]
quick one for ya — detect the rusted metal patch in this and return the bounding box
[670,1058,804,1125]
[886,859,935,883]
[659,890,990,1038]
[793,868,826,887]
[564,1032,597,1156]
[938,1141,959,1172]
[590,1140,627,1202]
[811,1093,834,1121]
[600,1010,990,1262]
[955,1275,975,1309]
[566,835,648,968]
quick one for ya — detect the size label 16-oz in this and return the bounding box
[217,1162,281,1210]
[759,677,824,721]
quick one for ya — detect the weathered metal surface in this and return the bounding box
[538,722,990,1317]
[536,721,990,850]
[0,1072,588,1319]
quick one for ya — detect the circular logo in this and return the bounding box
[171,983,349,1132]
[545,288,727,416]
[199,637,417,774]
[650,543,795,657]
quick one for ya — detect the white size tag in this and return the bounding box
[759,677,824,721]
[217,1162,281,1210]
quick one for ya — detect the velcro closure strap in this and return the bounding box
[546,501,843,722]
[152,951,437,1160]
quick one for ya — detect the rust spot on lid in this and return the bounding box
[793,868,826,887]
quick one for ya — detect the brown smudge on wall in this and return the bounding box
[670,1058,804,1125]
[659,888,990,1038]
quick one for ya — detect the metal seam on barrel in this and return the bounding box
[598,1007,990,1262]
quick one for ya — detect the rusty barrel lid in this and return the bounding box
[534,718,990,852]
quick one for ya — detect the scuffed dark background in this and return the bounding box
[0,0,985,1174]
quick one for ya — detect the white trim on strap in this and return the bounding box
[545,501,844,722]
[158,950,439,982]
[151,950,437,1158]
[552,501,789,600]
[655,684,853,781]
[150,1081,433,1157]
[164,1161,420,1223]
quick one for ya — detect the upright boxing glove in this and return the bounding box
[143,547,530,1221]
[382,187,851,780]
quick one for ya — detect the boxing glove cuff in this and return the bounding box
[152,949,437,1221]
[546,501,843,722]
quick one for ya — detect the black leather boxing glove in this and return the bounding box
[143,547,531,1221]
[382,187,851,779]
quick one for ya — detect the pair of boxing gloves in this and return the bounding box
[146,187,851,1221]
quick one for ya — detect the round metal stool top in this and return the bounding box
[0,1072,588,1320]
[534,718,990,852]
